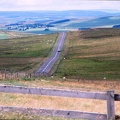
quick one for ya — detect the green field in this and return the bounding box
[0,34,9,39]
[0,33,58,71]
[56,28,120,80]
[0,30,33,40]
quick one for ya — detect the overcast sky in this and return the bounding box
[0,0,120,11]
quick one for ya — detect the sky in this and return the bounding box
[0,0,120,11]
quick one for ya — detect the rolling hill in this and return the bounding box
[64,16,120,29]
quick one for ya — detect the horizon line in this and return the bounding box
[0,9,120,12]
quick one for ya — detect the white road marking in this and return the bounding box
[40,32,65,73]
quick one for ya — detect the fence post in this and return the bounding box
[4,69,6,79]
[107,90,115,120]
[29,74,31,78]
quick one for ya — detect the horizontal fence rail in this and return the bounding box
[0,85,120,120]
[0,106,107,120]
[0,85,107,100]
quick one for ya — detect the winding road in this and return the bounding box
[36,32,66,76]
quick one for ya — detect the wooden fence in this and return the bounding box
[0,70,51,80]
[0,85,120,120]
[0,69,27,80]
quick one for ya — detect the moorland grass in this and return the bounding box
[0,34,58,57]
[0,33,58,71]
[56,29,120,80]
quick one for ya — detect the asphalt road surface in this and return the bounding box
[36,32,66,76]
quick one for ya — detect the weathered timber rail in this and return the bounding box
[0,85,120,120]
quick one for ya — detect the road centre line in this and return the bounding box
[40,32,65,73]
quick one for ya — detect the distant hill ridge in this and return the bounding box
[65,15,120,29]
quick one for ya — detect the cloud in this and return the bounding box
[0,0,120,11]
[0,0,50,10]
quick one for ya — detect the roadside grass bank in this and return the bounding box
[55,28,120,80]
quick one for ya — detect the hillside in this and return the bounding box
[65,16,120,29]
[0,33,58,72]
[55,28,120,80]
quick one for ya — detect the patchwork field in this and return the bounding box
[56,28,120,80]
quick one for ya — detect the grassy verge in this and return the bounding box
[55,29,120,80]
